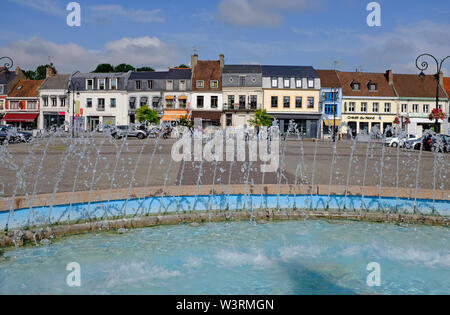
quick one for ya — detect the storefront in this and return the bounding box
[270,113,322,138]
[191,111,222,128]
[342,114,397,137]
[2,113,39,130]
[43,112,66,130]
[162,109,189,123]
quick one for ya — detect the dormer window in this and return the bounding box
[308,79,314,88]
[86,79,93,90]
[166,80,174,91]
[271,78,278,88]
[196,80,204,88]
[17,86,23,90]
[98,79,106,90]
[296,79,302,88]
[110,78,118,90]
[352,82,360,91]
[284,78,290,88]
[210,80,219,89]
[368,82,377,91]
[136,80,141,90]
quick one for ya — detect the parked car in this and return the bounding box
[384,134,419,148]
[110,125,148,140]
[405,137,424,151]
[0,130,7,144]
[0,125,32,143]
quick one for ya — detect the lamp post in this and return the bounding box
[67,71,80,138]
[415,53,450,134]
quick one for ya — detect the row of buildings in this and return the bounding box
[1,54,449,138]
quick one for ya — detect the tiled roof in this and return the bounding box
[39,74,70,90]
[444,77,450,97]
[261,65,319,78]
[316,69,341,88]
[192,60,222,91]
[393,74,447,98]
[337,71,396,97]
[223,65,262,74]
[8,80,44,98]
[130,68,191,80]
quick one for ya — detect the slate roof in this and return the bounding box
[337,71,396,97]
[8,80,44,98]
[39,74,70,90]
[0,70,18,85]
[261,65,319,78]
[223,65,262,74]
[393,74,447,98]
[316,69,341,88]
[129,68,191,80]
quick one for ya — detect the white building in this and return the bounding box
[38,73,70,130]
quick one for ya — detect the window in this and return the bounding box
[9,101,19,109]
[148,80,153,90]
[284,96,290,108]
[228,95,235,107]
[361,102,367,112]
[368,83,377,91]
[271,78,278,88]
[110,98,116,108]
[239,95,246,109]
[0,99,4,110]
[196,80,204,88]
[87,98,93,108]
[226,114,233,127]
[325,104,336,115]
[352,83,360,91]
[43,97,49,107]
[284,79,290,88]
[325,92,337,101]
[86,79,94,91]
[110,78,118,90]
[423,104,429,113]
[136,80,141,90]
[98,98,105,111]
[51,97,57,107]
[296,79,302,88]
[0,85,4,94]
[401,104,407,113]
[271,96,278,108]
[60,97,66,107]
[27,101,37,110]
[308,79,314,88]
[211,96,218,108]
[197,96,204,108]
[249,95,257,109]
[349,102,356,112]
[166,80,174,91]
[412,104,419,113]
[179,99,187,108]
[210,80,219,89]
[295,97,302,108]
[179,80,186,91]
[98,79,106,90]
[372,102,379,112]
[307,97,314,108]
[239,76,246,87]
[384,103,391,113]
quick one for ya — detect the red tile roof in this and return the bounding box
[192,60,222,91]
[316,70,341,88]
[444,77,450,97]
[8,80,44,98]
[337,71,396,97]
[393,74,447,98]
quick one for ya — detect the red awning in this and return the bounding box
[2,113,39,122]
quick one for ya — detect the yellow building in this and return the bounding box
[338,70,398,136]
[262,66,321,138]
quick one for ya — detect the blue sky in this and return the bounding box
[1,0,450,74]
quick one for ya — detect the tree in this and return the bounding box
[34,64,57,80]
[136,105,160,125]
[248,110,273,127]
[114,64,135,73]
[24,70,36,80]
[176,64,190,69]
[92,64,114,73]
[178,115,194,130]
[136,66,155,72]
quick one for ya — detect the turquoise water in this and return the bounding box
[2,194,449,229]
[1,220,448,295]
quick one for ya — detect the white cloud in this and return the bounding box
[0,36,178,73]
[218,0,321,27]
[90,5,164,23]
[8,0,65,16]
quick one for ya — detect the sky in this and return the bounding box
[1,0,450,75]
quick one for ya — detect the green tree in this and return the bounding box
[114,64,135,72]
[176,64,190,69]
[136,66,155,72]
[92,64,115,73]
[34,64,57,80]
[248,109,273,127]
[136,105,160,125]
[24,70,36,80]
[178,115,194,130]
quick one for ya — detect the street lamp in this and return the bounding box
[415,53,450,134]
[67,71,81,138]
[0,56,14,80]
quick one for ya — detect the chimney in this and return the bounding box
[438,71,444,87]
[191,54,198,70]
[219,54,225,69]
[46,66,55,79]
[386,70,394,85]
[355,68,358,73]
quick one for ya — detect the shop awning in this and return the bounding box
[162,110,189,122]
[191,111,222,121]
[165,96,175,100]
[2,113,39,122]
[178,96,187,100]
[323,119,341,127]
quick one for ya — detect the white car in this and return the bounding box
[384,134,419,148]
